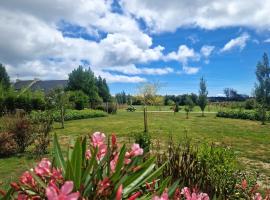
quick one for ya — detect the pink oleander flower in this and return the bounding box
[254,193,263,200]
[128,191,142,200]
[130,144,143,156]
[112,133,117,147]
[97,177,111,195]
[116,184,123,200]
[34,158,51,176]
[51,168,63,181]
[91,132,107,160]
[17,193,28,200]
[110,153,119,172]
[85,149,91,160]
[46,181,80,200]
[125,152,132,165]
[241,179,248,190]
[152,190,169,200]
[20,171,36,187]
[181,187,209,200]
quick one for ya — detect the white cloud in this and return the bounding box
[183,66,200,74]
[105,65,173,75]
[220,33,250,52]
[264,38,270,43]
[165,45,199,63]
[200,45,215,57]
[120,0,270,32]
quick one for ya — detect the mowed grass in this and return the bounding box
[1,110,270,189]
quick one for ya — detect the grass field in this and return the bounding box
[1,109,270,189]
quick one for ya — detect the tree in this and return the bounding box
[0,63,10,89]
[184,96,195,119]
[198,77,208,116]
[254,53,270,124]
[67,66,99,106]
[96,76,111,102]
[48,88,69,128]
[223,88,240,101]
[68,90,89,110]
[115,91,127,104]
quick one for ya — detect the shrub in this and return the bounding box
[0,132,17,157]
[175,103,179,112]
[15,95,32,112]
[31,111,53,156]
[4,95,16,113]
[31,97,46,111]
[68,90,89,110]
[244,98,256,110]
[31,109,107,122]
[216,110,270,121]
[3,113,33,153]
[134,132,151,153]
[155,137,238,199]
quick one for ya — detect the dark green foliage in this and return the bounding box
[198,77,208,116]
[4,95,16,113]
[174,103,179,112]
[95,76,111,102]
[0,63,10,89]
[116,91,127,104]
[69,90,89,110]
[31,109,107,122]
[67,66,100,104]
[134,132,151,153]
[244,98,256,110]
[216,110,270,121]
[15,95,32,112]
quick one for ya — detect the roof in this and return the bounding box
[13,80,68,93]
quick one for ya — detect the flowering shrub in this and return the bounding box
[1,132,210,199]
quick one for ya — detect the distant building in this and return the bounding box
[13,79,68,93]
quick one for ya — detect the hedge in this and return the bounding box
[31,109,108,122]
[216,110,270,121]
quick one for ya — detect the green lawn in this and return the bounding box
[1,110,270,189]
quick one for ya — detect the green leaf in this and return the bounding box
[29,170,47,189]
[2,188,14,200]
[52,133,66,174]
[71,137,82,190]
[168,180,180,197]
[123,163,155,197]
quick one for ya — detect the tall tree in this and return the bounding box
[198,77,208,116]
[254,53,270,124]
[96,76,111,102]
[0,63,10,89]
[67,66,99,105]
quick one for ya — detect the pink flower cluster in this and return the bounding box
[13,158,79,200]
[152,187,209,200]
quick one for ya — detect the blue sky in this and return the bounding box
[1,0,270,96]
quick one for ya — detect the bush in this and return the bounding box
[2,113,33,153]
[244,98,256,110]
[0,132,17,157]
[4,95,16,113]
[216,110,270,121]
[15,95,32,112]
[31,97,46,111]
[134,132,151,153]
[31,111,53,156]
[155,137,238,199]
[174,103,179,112]
[31,109,107,122]
[68,90,89,110]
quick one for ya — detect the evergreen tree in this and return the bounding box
[0,63,10,89]
[254,53,270,124]
[67,66,99,105]
[96,76,111,102]
[198,77,208,117]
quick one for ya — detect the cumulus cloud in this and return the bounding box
[120,0,270,32]
[200,45,215,57]
[105,65,173,75]
[220,33,250,52]
[165,45,199,63]
[183,66,200,74]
